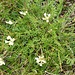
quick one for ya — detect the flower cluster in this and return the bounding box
[35,55,46,66]
[3,11,50,67]
[42,13,51,23]
[0,58,5,66]
[5,11,28,25]
[5,36,15,46]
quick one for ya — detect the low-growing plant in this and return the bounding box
[0,0,75,75]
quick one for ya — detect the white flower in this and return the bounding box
[5,36,15,46]
[35,55,46,66]
[19,11,28,15]
[0,58,5,66]
[42,13,51,23]
[5,20,13,25]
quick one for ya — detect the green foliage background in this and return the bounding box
[0,0,75,75]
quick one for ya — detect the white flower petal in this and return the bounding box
[9,41,14,45]
[11,38,15,42]
[19,11,28,15]
[35,58,40,63]
[48,14,51,17]
[39,63,42,66]
[5,20,13,25]
[7,36,12,40]
[42,18,46,20]
[35,57,38,60]
[46,20,49,23]
[5,40,9,43]
[0,61,5,66]
[25,11,28,14]
[44,13,46,17]
[0,58,5,66]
